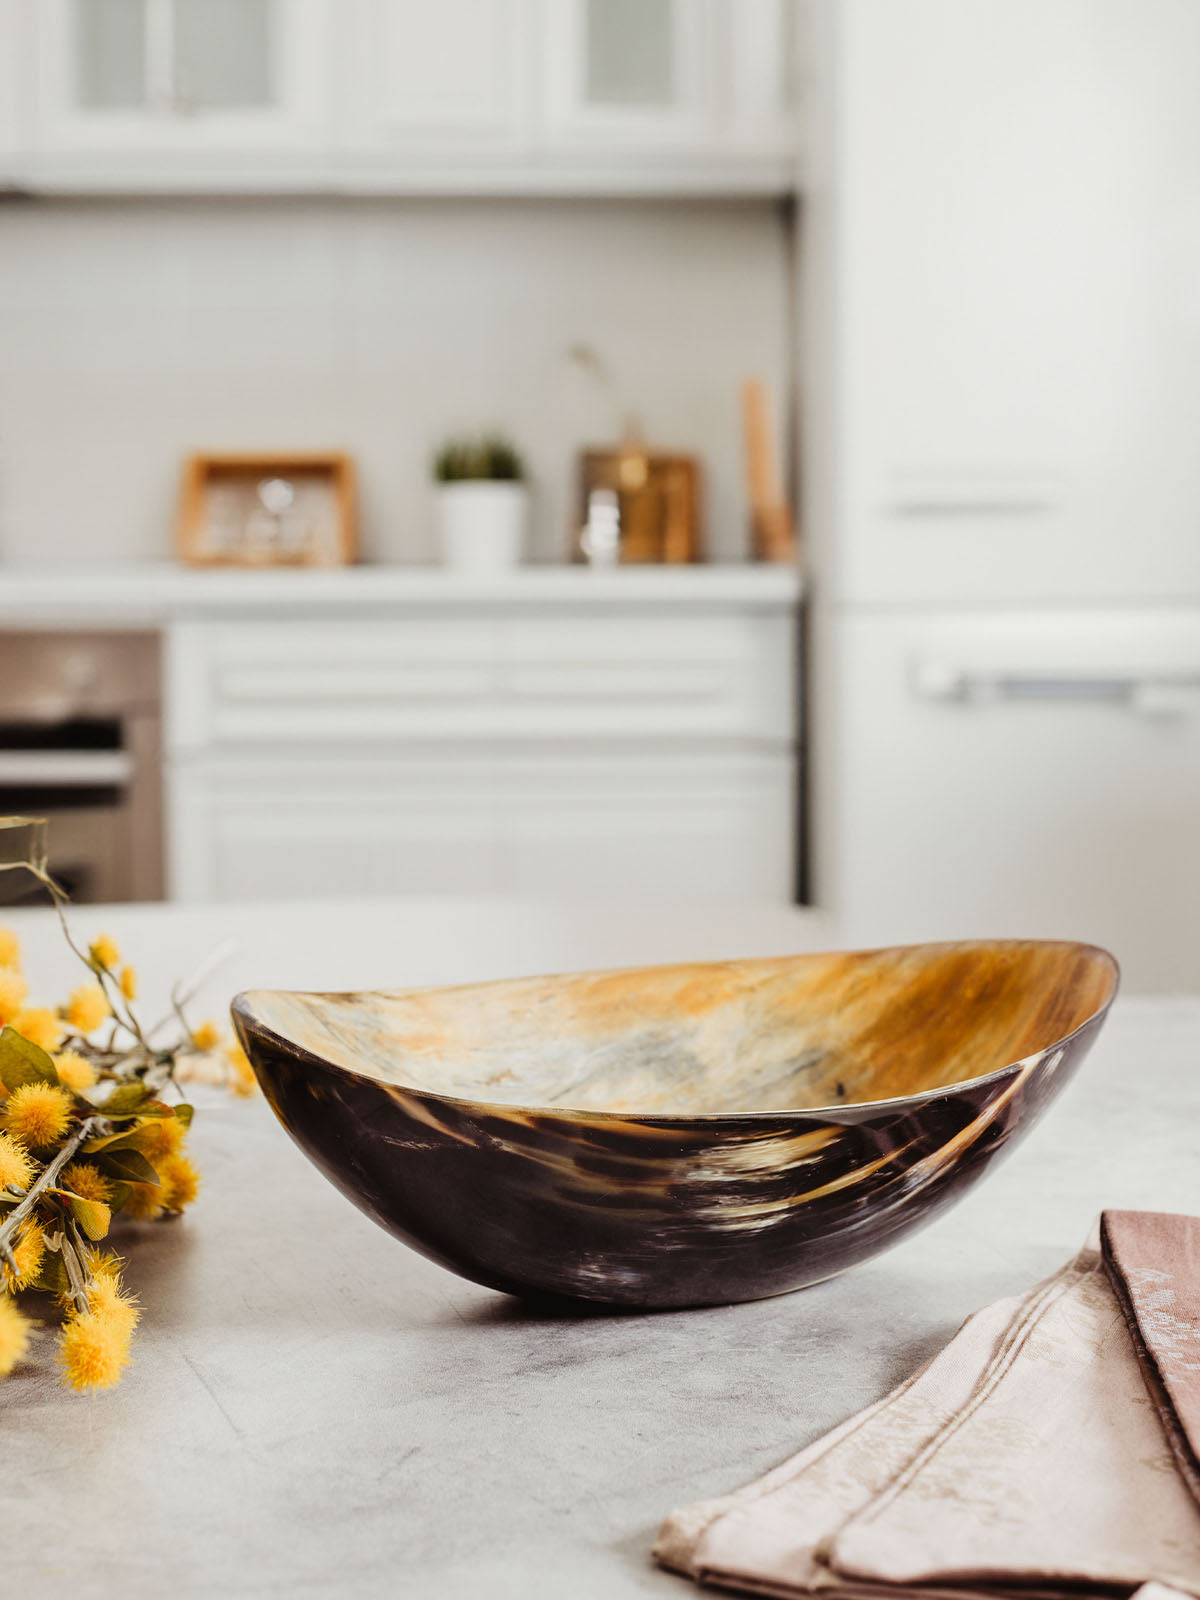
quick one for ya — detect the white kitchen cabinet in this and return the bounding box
[827,608,1200,992]
[26,0,334,185]
[168,747,793,902]
[0,2,23,185]
[543,0,715,152]
[540,0,795,183]
[163,587,799,904]
[15,0,798,193]
[817,0,1200,606]
[338,0,532,171]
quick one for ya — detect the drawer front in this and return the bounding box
[168,749,794,902]
[167,613,795,750]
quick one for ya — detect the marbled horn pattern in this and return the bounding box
[232,940,1118,1309]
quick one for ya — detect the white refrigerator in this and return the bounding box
[805,0,1200,990]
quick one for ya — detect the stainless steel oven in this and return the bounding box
[0,632,163,904]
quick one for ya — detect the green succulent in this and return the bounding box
[433,435,525,484]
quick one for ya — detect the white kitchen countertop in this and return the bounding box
[0,562,803,627]
[5,895,1182,1598]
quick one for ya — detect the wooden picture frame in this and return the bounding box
[177,452,357,568]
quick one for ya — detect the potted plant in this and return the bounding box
[433,435,528,574]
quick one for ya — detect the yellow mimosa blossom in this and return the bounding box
[57,1304,133,1390]
[88,934,121,971]
[192,1019,220,1052]
[226,1041,257,1097]
[158,1154,201,1213]
[141,1114,184,1163]
[0,1295,32,1376]
[53,1050,98,1095]
[65,983,110,1035]
[87,1271,139,1336]
[0,1131,33,1192]
[0,965,29,1025]
[61,1161,113,1205]
[0,928,21,970]
[119,965,138,1001]
[12,1007,63,1052]
[123,1182,162,1221]
[2,1082,74,1149]
[6,1217,44,1290]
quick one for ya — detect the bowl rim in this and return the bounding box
[230,938,1120,1125]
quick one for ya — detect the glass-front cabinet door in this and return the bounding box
[541,0,795,181]
[32,0,331,176]
[544,0,715,149]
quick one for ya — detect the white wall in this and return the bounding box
[0,196,792,566]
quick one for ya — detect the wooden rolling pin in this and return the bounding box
[741,378,798,564]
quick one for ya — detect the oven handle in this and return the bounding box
[912,660,1200,718]
[0,752,134,786]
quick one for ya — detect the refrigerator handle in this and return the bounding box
[911,660,1200,718]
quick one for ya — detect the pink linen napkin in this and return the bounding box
[656,1212,1200,1600]
[1102,1210,1200,1508]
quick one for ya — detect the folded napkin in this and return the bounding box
[656,1211,1200,1600]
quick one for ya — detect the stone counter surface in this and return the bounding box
[1,898,1193,1598]
[0,562,803,627]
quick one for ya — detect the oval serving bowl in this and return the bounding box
[232,939,1117,1310]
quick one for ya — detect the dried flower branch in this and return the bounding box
[0,815,247,1390]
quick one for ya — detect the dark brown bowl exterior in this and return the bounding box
[231,940,1117,1310]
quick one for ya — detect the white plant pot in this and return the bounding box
[436,482,527,574]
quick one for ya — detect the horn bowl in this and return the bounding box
[231,939,1117,1310]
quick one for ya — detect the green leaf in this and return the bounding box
[174,1103,194,1130]
[91,1083,150,1117]
[96,1148,159,1187]
[106,1180,132,1213]
[65,1194,111,1242]
[32,1249,70,1295]
[82,1123,159,1157]
[0,1027,59,1091]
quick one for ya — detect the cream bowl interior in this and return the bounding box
[241,939,1118,1117]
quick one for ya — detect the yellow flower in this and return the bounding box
[87,1270,139,1337]
[12,1007,63,1052]
[0,1131,33,1192]
[65,984,110,1035]
[5,1217,44,1290]
[192,1019,220,1052]
[88,934,121,971]
[119,965,137,1001]
[61,1161,113,1205]
[0,928,21,971]
[141,1114,185,1163]
[0,966,29,1027]
[226,1041,257,1097]
[2,1082,74,1149]
[158,1154,201,1213]
[57,1304,133,1391]
[53,1050,98,1095]
[123,1182,162,1221]
[0,1295,32,1376]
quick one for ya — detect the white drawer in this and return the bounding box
[166,612,795,750]
[167,747,794,902]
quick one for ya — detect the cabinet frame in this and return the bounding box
[29,0,335,170]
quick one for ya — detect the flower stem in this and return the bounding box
[0,1114,102,1279]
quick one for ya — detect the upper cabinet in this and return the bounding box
[339,0,534,178]
[541,0,794,186]
[4,0,799,194]
[25,0,334,182]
